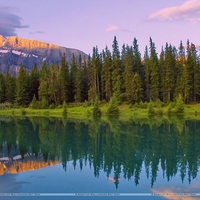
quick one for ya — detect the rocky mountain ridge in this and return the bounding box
[0,143,60,176]
[0,35,87,75]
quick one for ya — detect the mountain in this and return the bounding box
[0,35,87,75]
[0,157,60,175]
[0,143,60,176]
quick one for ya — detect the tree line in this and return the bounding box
[0,36,200,107]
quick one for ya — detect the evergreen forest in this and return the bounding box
[0,36,200,108]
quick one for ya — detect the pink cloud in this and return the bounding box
[149,0,200,22]
[105,25,119,32]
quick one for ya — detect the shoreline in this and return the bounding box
[1,104,200,121]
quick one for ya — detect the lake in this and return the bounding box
[0,116,200,200]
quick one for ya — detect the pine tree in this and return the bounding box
[175,41,189,102]
[133,38,145,99]
[159,47,165,101]
[29,94,38,109]
[74,54,83,102]
[187,41,200,102]
[175,94,185,113]
[101,46,112,101]
[60,54,70,103]
[69,54,77,102]
[133,38,142,75]
[5,69,15,103]
[111,36,122,99]
[62,101,67,118]
[30,64,40,101]
[122,45,134,102]
[48,64,61,105]
[149,37,159,101]
[160,43,176,102]
[0,72,5,103]
[120,43,127,94]
[144,45,150,101]
[82,56,89,101]
[121,43,126,62]
[38,62,50,105]
[166,44,176,101]
[92,97,101,117]
[16,65,30,106]
[131,73,143,103]
[98,52,103,100]
[88,47,100,102]
[106,94,119,116]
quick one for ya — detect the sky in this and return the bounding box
[0,0,200,56]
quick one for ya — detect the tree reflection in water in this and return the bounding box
[0,116,199,188]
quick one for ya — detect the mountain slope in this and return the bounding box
[0,35,87,75]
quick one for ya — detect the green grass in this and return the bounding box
[1,103,200,120]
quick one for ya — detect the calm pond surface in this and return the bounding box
[0,116,200,200]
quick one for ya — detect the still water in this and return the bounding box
[0,116,200,199]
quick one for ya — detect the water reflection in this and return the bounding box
[0,116,200,189]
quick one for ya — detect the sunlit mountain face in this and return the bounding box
[0,35,87,75]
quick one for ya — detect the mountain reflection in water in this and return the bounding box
[0,116,199,189]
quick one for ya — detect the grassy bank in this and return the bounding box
[1,103,200,120]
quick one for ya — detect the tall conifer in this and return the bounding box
[101,46,112,101]
[149,37,159,101]
[75,54,83,102]
[16,65,30,106]
[111,36,121,98]
[5,69,15,103]
[60,54,69,103]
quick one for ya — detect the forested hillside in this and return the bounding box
[0,36,200,107]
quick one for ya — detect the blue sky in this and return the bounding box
[0,0,200,56]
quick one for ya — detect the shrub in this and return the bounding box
[100,99,107,106]
[39,98,49,109]
[13,103,20,109]
[29,95,40,109]
[133,102,139,108]
[119,93,129,102]
[148,103,155,116]
[156,107,164,116]
[167,103,172,115]
[190,102,197,105]
[174,94,185,113]
[154,99,162,108]
[49,104,56,109]
[92,98,101,117]
[170,102,176,108]
[57,105,63,109]
[62,102,67,118]
[87,109,92,116]
[87,101,92,107]
[83,101,88,107]
[30,101,40,109]
[0,102,13,109]
[20,108,26,115]
[139,101,148,109]
[4,102,12,108]
[106,95,119,116]
[129,104,134,109]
